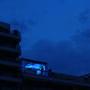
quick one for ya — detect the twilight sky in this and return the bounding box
[0,0,90,76]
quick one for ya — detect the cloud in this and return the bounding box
[78,8,90,24]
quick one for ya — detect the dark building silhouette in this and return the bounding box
[0,22,90,90]
[0,22,21,90]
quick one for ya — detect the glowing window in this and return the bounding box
[25,64,45,70]
[22,60,48,76]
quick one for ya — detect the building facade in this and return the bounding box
[0,22,21,90]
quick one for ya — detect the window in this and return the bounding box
[21,60,48,76]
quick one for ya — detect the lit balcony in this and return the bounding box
[21,58,48,77]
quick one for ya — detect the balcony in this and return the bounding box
[0,22,10,33]
[0,46,21,59]
[0,63,21,78]
[0,59,19,67]
[0,22,21,43]
[0,75,21,83]
[0,31,21,43]
[21,58,48,77]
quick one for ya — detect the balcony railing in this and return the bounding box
[0,46,21,60]
[0,59,19,67]
[0,46,21,54]
[0,75,21,82]
[0,22,10,33]
[0,31,20,42]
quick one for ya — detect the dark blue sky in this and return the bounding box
[0,0,90,76]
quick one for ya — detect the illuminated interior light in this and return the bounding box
[21,60,48,76]
[37,70,41,75]
[25,64,33,68]
[25,64,45,70]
